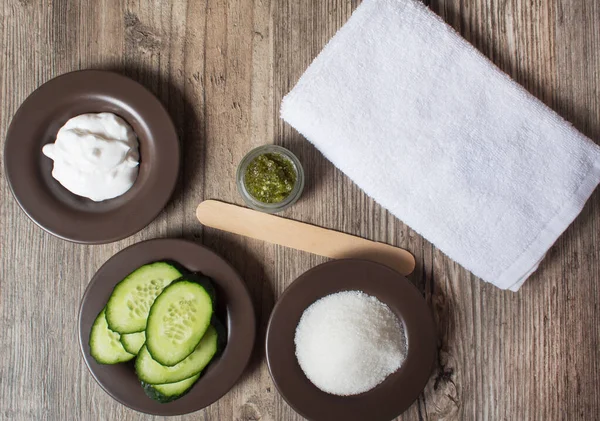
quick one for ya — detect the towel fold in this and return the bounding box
[281,0,600,290]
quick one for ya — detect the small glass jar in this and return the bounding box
[236,144,305,213]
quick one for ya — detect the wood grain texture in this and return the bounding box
[0,0,598,420]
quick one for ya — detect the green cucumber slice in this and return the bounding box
[136,325,218,384]
[120,331,146,355]
[89,309,134,364]
[145,279,214,366]
[105,262,183,334]
[211,317,228,354]
[142,373,200,403]
[185,273,217,302]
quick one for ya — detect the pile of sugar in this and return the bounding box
[294,290,407,396]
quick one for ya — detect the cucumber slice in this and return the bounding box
[142,373,200,403]
[136,325,218,384]
[120,331,146,355]
[185,273,217,302]
[211,317,228,354]
[106,262,183,334]
[89,309,134,364]
[145,279,214,366]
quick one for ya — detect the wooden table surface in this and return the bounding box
[1,0,599,420]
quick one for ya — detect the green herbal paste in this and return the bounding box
[244,153,297,203]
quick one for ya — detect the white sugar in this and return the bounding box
[294,290,407,396]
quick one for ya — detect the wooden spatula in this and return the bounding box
[196,200,415,276]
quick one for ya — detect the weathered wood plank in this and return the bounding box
[0,0,599,420]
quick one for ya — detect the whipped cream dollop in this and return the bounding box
[42,113,140,201]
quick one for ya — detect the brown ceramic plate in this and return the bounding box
[78,238,256,415]
[266,259,436,421]
[4,70,180,244]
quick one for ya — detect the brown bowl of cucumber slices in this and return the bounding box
[78,238,256,415]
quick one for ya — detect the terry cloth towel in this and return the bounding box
[281,0,600,291]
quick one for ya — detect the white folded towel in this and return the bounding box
[281,0,600,291]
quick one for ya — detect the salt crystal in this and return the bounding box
[294,290,407,396]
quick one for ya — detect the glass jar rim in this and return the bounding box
[236,145,305,213]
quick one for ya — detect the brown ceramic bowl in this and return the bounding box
[78,238,256,415]
[3,70,180,244]
[266,259,436,421]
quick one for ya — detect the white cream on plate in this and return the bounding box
[42,113,140,201]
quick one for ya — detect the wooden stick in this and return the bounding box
[196,200,415,276]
